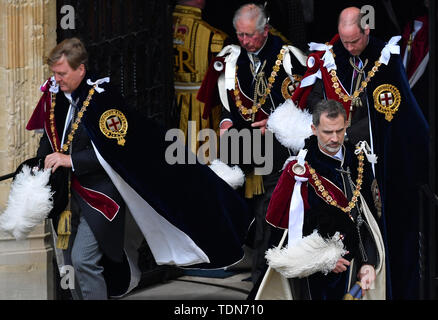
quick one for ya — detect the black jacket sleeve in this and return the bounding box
[36,132,53,158]
[306,79,325,112]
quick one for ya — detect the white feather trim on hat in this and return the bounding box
[267,99,313,153]
[0,165,53,240]
[208,159,245,190]
[265,230,347,279]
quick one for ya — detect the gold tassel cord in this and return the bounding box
[56,178,72,250]
[244,173,265,199]
[56,209,72,249]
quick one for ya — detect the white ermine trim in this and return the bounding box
[208,159,245,190]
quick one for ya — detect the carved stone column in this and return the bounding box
[0,0,57,299]
[0,220,55,299]
[0,0,57,203]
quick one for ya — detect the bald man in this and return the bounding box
[298,7,429,300]
[308,7,372,145]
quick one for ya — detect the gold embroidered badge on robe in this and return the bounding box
[373,84,401,122]
[281,74,303,100]
[99,109,128,146]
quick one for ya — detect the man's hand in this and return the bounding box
[251,118,268,135]
[332,257,350,273]
[44,152,72,173]
[358,264,376,293]
[219,120,233,136]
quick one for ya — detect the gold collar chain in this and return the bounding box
[330,61,381,102]
[49,85,96,153]
[328,45,382,104]
[307,150,365,221]
[234,47,286,122]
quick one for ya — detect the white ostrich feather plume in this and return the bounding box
[0,165,53,240]
[265,230,347,279]
[267,99,313,153]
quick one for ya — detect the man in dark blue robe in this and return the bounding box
[27,37,252,299]
[293,7,429,299]
[197,3,306,285]
[257,99,385,300]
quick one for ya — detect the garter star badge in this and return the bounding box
[281,74,303,100]
[373,84,401,122]
[99,109,128,146]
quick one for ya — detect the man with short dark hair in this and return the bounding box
[256,99,385,300]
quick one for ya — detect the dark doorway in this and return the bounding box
[56,0,176,128]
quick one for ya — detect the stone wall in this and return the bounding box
[0,0,57,208]
[0,0,57,300]
[0,220,55,299]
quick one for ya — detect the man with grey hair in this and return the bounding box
[232,3,270,54]
[198,2,306,285]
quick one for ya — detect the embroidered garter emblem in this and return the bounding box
[373,84,401,122]
[281,74,303,100]
[99,109,128,146]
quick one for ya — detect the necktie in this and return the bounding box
[352,56,364,96]
[353,56,361,79]
[252,54,261,72]
[62,97,79,148]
